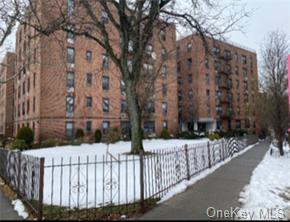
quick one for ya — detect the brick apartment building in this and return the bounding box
[0,52,16,137]
[176,34,258,133]
[13,0,178,142]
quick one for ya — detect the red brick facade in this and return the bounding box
[177,34,258,133]
[0,52,16,137]
[13,0,178,142]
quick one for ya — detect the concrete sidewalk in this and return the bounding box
[141,141,269,220]
[0,191,22,220]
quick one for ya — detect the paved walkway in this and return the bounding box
[141,141,269,220]
[0,191,22,220]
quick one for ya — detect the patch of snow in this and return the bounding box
[238,143,290,220]
[12,199,29,219]
[21,139,257,211]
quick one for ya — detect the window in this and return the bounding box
[163,121,168,129]
[188,74,192,84]
[205,58,209,69]
[101,10,109,24]
[146,102,155,113]
[102,98,109,112]
[177,62,181,73]
[86,73,92,86]
[67,47,75,64]
[22,102,25,115]
[144,121,155,133]
[159,30,166,41]
[33,73,36,88]
[27,77,30,93]
[65,122,74,140]
[241,55,247,64]
[23,82,26,95]
[188,89,193,98]
[187,43,192,52]
[161,48,167,60]
[146,44,153,55]
[86,97,92,107]
[27,100,30,114]
[33,97,35,112]
[121,121,131,136]
[102,121,110,134]
[235,66,239,75]
[102,54,109,69]
[128,40,134,52]
[236,80,240,89]
[86,121,92,133]
[67,72,74,90]
[102,76,109,90]
[143,63,153,74]
[162,102,168,113]
[86,50,92,61]
[67,0,74,15]
[67,25,74,43]
[66,96,74,116]
[212,46,220,55]
[162,84,167,97]
[205,73,209,85]
[127,60,133,72]
[176,46,180,58]
[121,100,128,113]
[120,80,126,96]
[187,58,192,69]
[161,65,167,78]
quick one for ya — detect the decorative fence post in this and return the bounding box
[37,157,45,221]
[221,139,225,161]
[139,149,145,211]
[207,142,211,168]
[17,151,22,195]
[184,144,190,180]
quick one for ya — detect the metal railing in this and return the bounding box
[0,136,255,220]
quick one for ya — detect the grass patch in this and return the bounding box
[42,198,159,220]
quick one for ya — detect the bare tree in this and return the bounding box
[1,0,251,154]
[260,31,289,156]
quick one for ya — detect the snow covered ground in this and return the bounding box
[21,138,255,213]
[22,139,210,209]
[238,143,290,220]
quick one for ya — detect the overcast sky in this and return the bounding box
[1,0,290,61]
[226,0,290,55]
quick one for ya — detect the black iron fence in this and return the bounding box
[0,137,255,220]
[0,149,44,219]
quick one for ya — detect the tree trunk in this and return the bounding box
[126,84,144,154]
[277,137,284,156]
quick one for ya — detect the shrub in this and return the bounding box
[12,139,29,151]
[94,129,102,143]
[69,139,82,146]
[208,132,220,141]
[177,131,201,139]
[160,128,170,140]
[16,127,34,147]
[75,128,84,139]
[107,127,120,144]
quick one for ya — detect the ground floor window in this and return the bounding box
[121,121,131,137]
[144,121,155,134]
[102,121,110,134]
[65,122,74,140]
[236,120,241,129]
[86,121,92,133]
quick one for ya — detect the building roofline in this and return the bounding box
[177,33,256,54]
